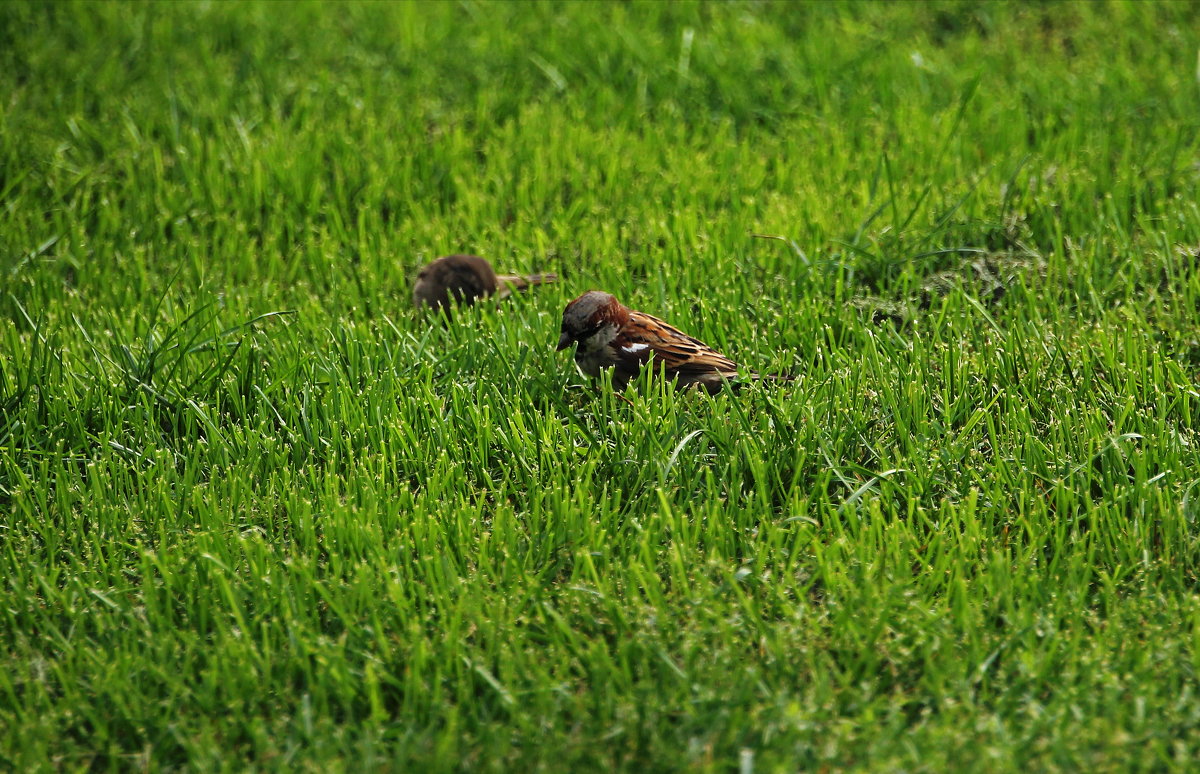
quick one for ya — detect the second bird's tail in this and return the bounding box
[496,272,557,297]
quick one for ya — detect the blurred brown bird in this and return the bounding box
[413,254,556,316]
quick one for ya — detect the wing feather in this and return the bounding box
[624,312,740,377]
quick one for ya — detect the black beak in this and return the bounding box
[556,331,573,351]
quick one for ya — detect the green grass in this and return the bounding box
[3,0,1200,770]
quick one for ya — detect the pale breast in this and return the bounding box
[573,324,619,377]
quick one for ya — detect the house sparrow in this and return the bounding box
[556,290,789,393]
[413,254,556,315]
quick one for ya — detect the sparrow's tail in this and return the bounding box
[496,272,557,298]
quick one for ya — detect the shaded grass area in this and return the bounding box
[3,0,1200,770]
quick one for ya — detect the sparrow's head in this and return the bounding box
[557,290,626,351]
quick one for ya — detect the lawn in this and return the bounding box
[3,0,1200,770]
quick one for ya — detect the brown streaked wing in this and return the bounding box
[626,312,740,376]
